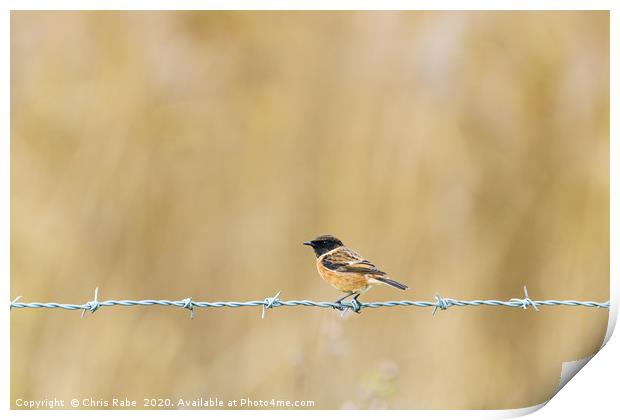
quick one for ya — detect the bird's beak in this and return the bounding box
[303,241,313,246]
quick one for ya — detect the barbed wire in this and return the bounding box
[9,286,610,318]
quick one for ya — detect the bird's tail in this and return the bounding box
[375,277,408,290]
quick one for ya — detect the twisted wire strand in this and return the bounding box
[9,286,610,318]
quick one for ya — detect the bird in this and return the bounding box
[303,234,408,312]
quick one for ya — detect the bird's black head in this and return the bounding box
[303,234,344,257]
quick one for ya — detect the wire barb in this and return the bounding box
[81,287,101,318]
[338,298,363,318]
[261,291,281,319]
[432,293,450,316]
[182,297,195,319]
[349,299,362,314]
[10,296,22,310]
[511,286,540,311]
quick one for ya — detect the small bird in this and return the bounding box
[303,234,408,311]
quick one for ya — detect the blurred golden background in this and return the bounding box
[11,11,609,409]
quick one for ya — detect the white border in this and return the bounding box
[0,0,617,11]
[2,2,616,419]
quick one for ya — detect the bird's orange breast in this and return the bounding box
[316,257,369,293]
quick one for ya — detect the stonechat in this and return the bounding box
[303,234,408,311]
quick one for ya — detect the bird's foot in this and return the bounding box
[333,292,356,311]
[332,299,347,311]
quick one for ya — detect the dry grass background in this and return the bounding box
[10,11,609,409]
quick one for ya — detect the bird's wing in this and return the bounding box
[322,247,387,276]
